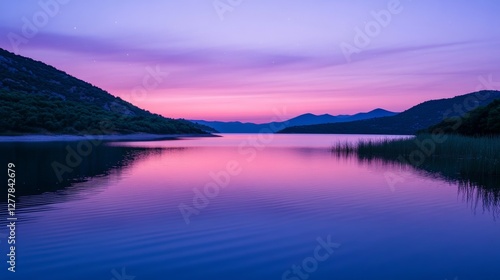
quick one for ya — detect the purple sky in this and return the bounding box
[1,0,500,122]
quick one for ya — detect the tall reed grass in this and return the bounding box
[333,134,500,215]
[332,134,500,176]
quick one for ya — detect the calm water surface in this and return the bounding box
[0,134,499,280]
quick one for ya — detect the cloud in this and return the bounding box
[0,29,323,68]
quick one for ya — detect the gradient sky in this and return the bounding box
[1,0,500,122]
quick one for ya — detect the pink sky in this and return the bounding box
[1,0,500,122]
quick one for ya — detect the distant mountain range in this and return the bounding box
[192,108,397,133]
[279,90,500,135]
[0,48,208,135]
[3,48,497,137]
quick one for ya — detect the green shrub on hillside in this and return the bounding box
[0,90,204,135]
[427,99,500,136]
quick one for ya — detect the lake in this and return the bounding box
[0,134,499,280]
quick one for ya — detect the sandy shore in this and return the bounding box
[0,133,219,142]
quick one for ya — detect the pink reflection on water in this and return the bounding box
[101,134,455,210]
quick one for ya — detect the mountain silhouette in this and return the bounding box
[192,108,397,133]
[0,48,208,135]
[279,91,500,135]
